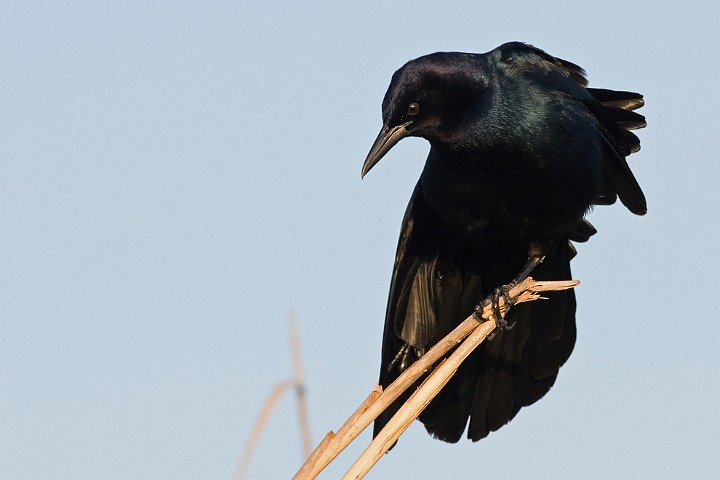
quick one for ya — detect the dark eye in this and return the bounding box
[406,102,420,116]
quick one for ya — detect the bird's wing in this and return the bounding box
[552,47,648,215]
[498,43,647,215]
[374,180,491,441]
[535,43,647,215]
[383,182,442,349]
[374,181,444,438]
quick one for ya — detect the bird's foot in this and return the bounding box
[387,343,424,372]
[473,243,547,340]
[475,283,517,340]
[492,284,517,330]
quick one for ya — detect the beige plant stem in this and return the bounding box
[289,317,313,458]
[234,380,294,480]
[236,319,313,480]
[341,318,496,479]
[293,277,578,480]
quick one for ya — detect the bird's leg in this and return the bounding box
[509,242,546,286]
[475,242,546,337]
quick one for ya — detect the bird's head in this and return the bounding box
[362,52,490,177]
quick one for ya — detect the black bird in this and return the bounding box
[362,42,646,443]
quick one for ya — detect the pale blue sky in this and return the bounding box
[1,1,718,479]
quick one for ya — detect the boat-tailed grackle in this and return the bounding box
[362,42,646,443]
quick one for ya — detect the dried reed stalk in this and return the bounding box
[293,277,578,480]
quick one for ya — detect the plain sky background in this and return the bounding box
[2,1,718,479]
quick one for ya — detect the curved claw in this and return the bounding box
[486,284,518,340]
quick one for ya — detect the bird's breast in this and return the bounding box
[420,146,600,244]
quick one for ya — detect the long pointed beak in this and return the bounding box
[361,121,412,178]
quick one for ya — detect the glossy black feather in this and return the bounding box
[366,42,646,443]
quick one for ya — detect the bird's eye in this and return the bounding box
[407,102,420,116]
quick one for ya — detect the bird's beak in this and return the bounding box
[361,121,412,178]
